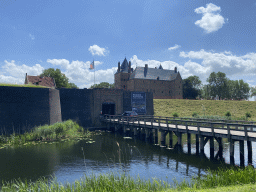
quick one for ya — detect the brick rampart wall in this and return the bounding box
[0,87,61,134]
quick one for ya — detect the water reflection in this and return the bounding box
[0,131,255,186]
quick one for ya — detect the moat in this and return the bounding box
[1,131,255,186]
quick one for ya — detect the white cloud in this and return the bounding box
[168,44,181,51]
[0,60,44,84]
[130,55,191,78]
[29,34,35,40]
[194,3,226,33]
[180,49,256,83]
[88,45,108,56]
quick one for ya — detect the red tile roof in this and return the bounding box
[25,74,56,88]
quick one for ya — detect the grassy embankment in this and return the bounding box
[154,99,256,121]
[0,83,51,88]
[0,120,91,149]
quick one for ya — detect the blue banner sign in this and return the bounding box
[131,92,146,114]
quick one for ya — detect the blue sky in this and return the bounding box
[0,0,256,99]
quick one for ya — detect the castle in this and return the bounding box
[114,58,183,99]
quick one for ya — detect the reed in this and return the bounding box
[0,120,91,148]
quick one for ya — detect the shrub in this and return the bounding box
[192,112,198,117]
[245,112,252,119]
[225,111,231,117]
[172,112,179,117]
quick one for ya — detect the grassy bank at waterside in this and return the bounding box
[1,165,256,191]
[154,99,256,121]
[0,120,91,149]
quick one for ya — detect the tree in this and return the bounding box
[183,76,201,99]
[233,80,250,100]
[207,72,229,99]
[40,68,78,89]
[251,87,256,97]
[90,82,115,89]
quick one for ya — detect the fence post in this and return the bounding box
[244,125,248,141]
[211,123,214,137]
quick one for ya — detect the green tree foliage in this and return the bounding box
[183,76,201,99]
[205,72,250,100]
[250,87,256,97]
[229,79,250,100]
[207,72,229,100]
[90,82,115,89]
[40,68,78,89]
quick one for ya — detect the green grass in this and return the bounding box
[154,99,256,121]
[0,83,51,88]
[0,120,91,148]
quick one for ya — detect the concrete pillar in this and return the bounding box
[196,134,199,155]
[160,131,166,147]
[187,133,191,154]
[230,139,234,165]
[248,141,252,165]
[199,135,204,154]
[123,126,126,134]
[239,140,244,167]
[210,137,214,160]
[145,128,149,139]
[169,131,173,148]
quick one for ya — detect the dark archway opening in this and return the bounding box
[102,102,115,115]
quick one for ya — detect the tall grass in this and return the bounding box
[172,165,256,190]
[0,120,91,148]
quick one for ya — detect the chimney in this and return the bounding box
[174,67,177,73]
[145,64,148,69]
[131,68,133,73]
[144,64,148,77]
[118,62,120,72]
[128,61,131,73]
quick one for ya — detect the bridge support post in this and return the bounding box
[210,137,214,160]
[196,134,199,155]
[230,139,235,165]
[239,140,245,167]
[123,126,126,134]
[248,141,252,165]
[169,131,173,148]
[199,135,204,154]
[145,128,150,140]
[154,129,159,145]
[134,127,137,136]
[160,131,167,147]
[107,123,110,131]
[177,132,182,146]
[187,133,191,154]
[115,125,118,132]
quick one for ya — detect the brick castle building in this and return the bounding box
[114,58,183,99]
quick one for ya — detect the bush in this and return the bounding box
[192,112,198,117]
[245,112,252,118]
[225,111,231,117]
[172,112,179,117]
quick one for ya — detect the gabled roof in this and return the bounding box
[120,57,129,73]
[25,74,56,88]
[129,67,178,81]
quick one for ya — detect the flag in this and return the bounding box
[89,60,94,70]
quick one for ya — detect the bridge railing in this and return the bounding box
[102,115,256,136]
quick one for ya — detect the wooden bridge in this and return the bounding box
[101,115,256,167]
